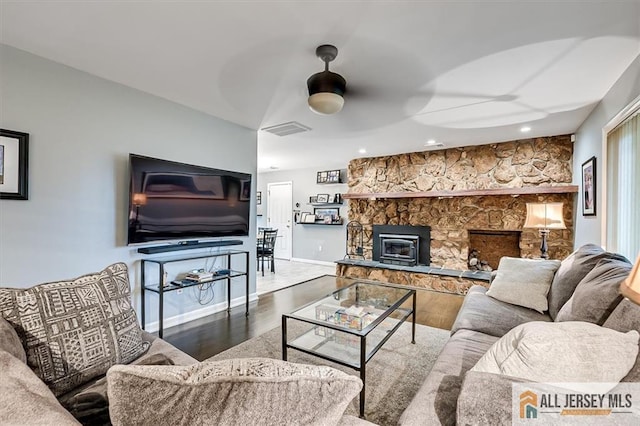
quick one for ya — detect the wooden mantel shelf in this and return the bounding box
[342,185,579,200]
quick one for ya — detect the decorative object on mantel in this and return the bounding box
[256,191,262,205]
[317,169,342,184]
[523,202,566,259]
[581,156,596,216]
[345,221,364,260]
[0,129,29,200]
[620,254,640,305]
[341,185,579,200]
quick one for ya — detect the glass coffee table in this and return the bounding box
[281,281,416,417]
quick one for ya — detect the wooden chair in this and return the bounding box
[257,228,278,276]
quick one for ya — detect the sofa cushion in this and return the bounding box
[0,263,150,396]
[556,257,632,324]
[399,329,499,426]
[486,257,561,313]
[604,299,640,383]
[107,357,363,426]
[0,316,26,364]
[0,350,80,426]
[451,285,551,338]
[471,321,639,393]
[547,244,629,320]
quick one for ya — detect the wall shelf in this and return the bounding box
[342,185,579,200]
[299,222,344,226]
[308,202,343,207]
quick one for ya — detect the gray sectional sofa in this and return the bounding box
[399,244,639,425]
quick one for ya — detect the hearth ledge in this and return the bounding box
[335,259,491,282]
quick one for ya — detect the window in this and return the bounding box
[606,110,639,260]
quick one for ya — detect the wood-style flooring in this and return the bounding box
[162,275,464,361]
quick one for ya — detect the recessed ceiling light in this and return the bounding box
[358,148,367,154]
[425,139,437,145]
[520,126,531,133]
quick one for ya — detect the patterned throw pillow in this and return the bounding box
[0,263,149,396]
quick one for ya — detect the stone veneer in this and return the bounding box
[339,135,576,293]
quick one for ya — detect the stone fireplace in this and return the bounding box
[336,135,577,295]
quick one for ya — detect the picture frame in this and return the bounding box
[309,195,318,204]
[316,169,341,184]
[239,179,251,201]
[581,156,596,216]
[301,212,316,223]
[0,129,29,200]
[314,207,339,223]
[256,191,262,205]
[316,193,330,203]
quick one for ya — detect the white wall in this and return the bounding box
[258,168,348,263]
[0,45,258,328]
[573,54,640,248]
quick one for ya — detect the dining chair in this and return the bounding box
[257,228,278,276]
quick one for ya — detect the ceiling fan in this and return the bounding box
[307,44,347,115]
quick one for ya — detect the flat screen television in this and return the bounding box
[127,154,251,245]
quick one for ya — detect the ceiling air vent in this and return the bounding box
[261,121,311,137]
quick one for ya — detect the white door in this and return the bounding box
[267,182,293,260]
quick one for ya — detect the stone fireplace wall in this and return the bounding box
[347,135,575,270]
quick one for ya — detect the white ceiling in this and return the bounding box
[1,1,639,173]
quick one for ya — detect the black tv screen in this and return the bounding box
[127,154,251,245]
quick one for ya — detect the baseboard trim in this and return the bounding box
[143,293,259,333]
[290,258,336,267]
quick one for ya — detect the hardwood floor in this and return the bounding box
[162,275,464,361]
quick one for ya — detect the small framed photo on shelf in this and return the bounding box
[316,193,330,203]
[309,195,318,204]
[301,212,316,223]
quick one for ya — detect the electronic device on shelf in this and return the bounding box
[185,270,214,282]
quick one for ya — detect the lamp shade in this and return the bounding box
[523,202,566,229]
[308,92,344,115]
[620,255,640,305]
[307,68,346,115]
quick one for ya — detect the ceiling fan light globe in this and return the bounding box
[308,92,344,115]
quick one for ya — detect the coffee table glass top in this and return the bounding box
[283,281,415,368]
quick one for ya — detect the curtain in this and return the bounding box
[607,111,640,261]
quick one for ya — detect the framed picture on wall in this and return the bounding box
[582,156,596,216]
[0,129,29,200]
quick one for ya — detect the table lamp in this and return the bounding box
[620,255,640,305]
[523,202,566,259]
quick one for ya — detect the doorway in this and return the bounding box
[267,181,293,260]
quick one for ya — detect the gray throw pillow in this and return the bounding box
[471,321,640,394]
[107,357,363,426]
[556,257,632,325]
[547,244,629,320]
[0,316,26,364]
[0,263,149,396]
[486,257,561,313]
